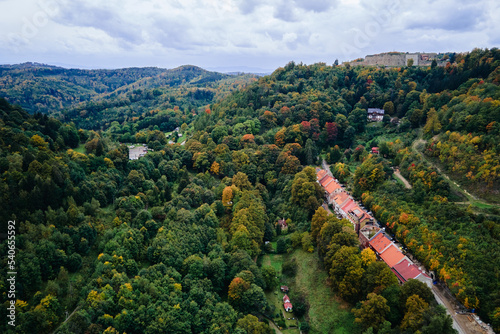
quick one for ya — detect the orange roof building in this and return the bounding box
[325,180,342,195]
[379,244,406,268]
[319,175,334,187]
[333,191,350,207]
[341,199,357,213]
[368,232,392,254]
[317,169,328,182]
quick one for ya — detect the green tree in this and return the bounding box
[353,292,390,330]
[383,101,395,116]
[401,294,430,331]
[311,207,328,243]
[423,107,442,135]
[236,314,273,334]
[261,265,279,291]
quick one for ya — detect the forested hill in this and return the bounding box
[0,48,499,334]
[207,48,500,196]
[0,63,258,129]
[199,48,500,328]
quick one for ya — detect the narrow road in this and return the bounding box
[393,169,412,189]
[431,286,466,334]
[321,159,333,177]
[268,320,284,334]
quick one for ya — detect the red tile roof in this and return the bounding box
[284,302,293,310]
[341,199,357,212]
[333,191,350,207]
[283,295,290,303]
[320,175,334,187]
[325,180,342,194]
[380,244,405,268]
[392,259,423,282]
[316,169,327,181]
[369,232,392,254]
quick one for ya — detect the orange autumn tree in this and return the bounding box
[228,277,250,306]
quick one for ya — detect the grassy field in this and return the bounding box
[288,250,360,334]
[262,252,300,333]
[74,143,86,153]
[262,250,361,334]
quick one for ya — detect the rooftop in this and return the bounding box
[319,175,334,187]
[392,259,423,282]
[325,180,342,194]
[341,199,357,213]
[333,191,350,206]
[317,169,328,181]
[380,244,406,268]
[369,232,392,254]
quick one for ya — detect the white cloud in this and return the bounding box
[0,0,497,69]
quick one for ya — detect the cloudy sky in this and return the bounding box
[0,0,498,71]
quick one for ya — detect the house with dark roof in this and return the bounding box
[367,108,385,122]
[277,219,288,231]
[359,224,381,249]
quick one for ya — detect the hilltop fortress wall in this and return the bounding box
[346,52,442,67]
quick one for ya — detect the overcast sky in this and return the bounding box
[0,0,498,72]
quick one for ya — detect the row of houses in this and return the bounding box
[316,168,433,287]
[316,169,374,232]
[361,227,433,287]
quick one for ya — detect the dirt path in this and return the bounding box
[322,203,334,215]
[411,136,500,209]
[51,306,80,334]
[393,169,412,189]
[266,317,284,334]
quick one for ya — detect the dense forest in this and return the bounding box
[0,48,499,333]
[0,63,259,130]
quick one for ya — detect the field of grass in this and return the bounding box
[262,253,299,333]
[262,250,361,334]
[74,143,86,153]
[288,250,360,334]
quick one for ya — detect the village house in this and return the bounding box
[358,223,381,249]
[366,230,432,286]
[315,167,432,288]
[280,285,289,293]
[276,218,288,232]
[367,108,385,122]
[392,259,433,288]
[283,295,293,312]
